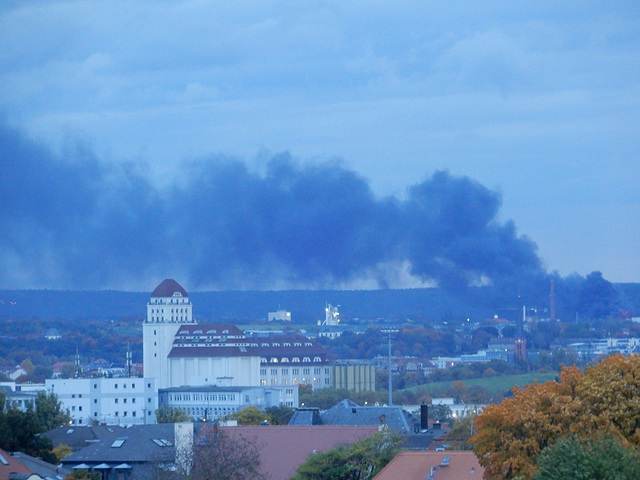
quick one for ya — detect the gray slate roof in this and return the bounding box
[9,452,71,480]
[319,399,421,434]
[44,425,127,451]
[60,424,176,465]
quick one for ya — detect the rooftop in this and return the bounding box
[373,450,483,480]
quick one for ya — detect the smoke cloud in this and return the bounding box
[1,122,550,301]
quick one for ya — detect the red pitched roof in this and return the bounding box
[151,279,188,298]
[221,425,378,480]
[0,448,33,480]
[373,450,483,480]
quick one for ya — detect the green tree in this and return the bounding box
[35,390,71,431]
[533,436,640,480]
[64,469,101,480]
[155,406,192,423]
[226,406,270,425]
[0,403,56,463]
[264,405,294,425]
[52,443,73,462]
[291,432,402,480]
[446,413,475,447]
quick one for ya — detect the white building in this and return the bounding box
[46,377,157,426]
[158,385,299,421]
[143,279,331,391]
[268,310,292,322]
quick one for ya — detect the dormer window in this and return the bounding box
[303,357,311,362]
[314,357,322,362]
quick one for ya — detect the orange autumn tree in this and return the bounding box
[576,353,640,445]
[472,354,640,480]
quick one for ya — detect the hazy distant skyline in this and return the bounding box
[1,1,639,289]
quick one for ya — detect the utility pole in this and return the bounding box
[381,329,398,405]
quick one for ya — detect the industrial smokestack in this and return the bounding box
[421,404,429,430]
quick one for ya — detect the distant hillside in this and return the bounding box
[0,288,489,323]
[1,283,638,324]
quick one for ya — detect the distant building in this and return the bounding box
[46,378,158,426]
[143,279,330,390]
[318,303,340,326]
[268,310,292,322]
[330,360,376,392]
[158,385,299,421]
[0,385,38,412]
[44,328,61,340]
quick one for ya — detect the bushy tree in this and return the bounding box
[291,431,402,480]
[533,436,640,480]
[472,354,640,480]
[35,390,71,431]
[264,405,294,425]
[155,406,191,423]
[225,405,270,425]
[64,470,101,480]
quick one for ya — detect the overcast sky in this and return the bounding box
[1,1,639,290]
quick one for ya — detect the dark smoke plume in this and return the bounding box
[2,121,618,316]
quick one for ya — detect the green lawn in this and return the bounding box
[405,372,559,397]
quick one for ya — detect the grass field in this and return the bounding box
[404,372,560,397]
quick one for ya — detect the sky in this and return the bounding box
[0,1,639,291]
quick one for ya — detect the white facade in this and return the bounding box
[143,279,196,389]
[159,385,299,421]
[143,280,331,396]
[268,310,292,322]
[46,377,158,426]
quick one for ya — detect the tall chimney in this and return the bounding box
[550,279,556,321]
[420,404,429,430]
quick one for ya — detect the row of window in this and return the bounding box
[93,411,137,417]
[93,382,148,389]
[260,377,326,386]
[260,368,328,376]
[150,298,188,304]
[150,316,188,322]
[261,356,322,363]
[169,393,237,402]
[150,307,189,314]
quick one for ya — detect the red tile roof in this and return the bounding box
[221,425,379,480]
[0,448,33,480]
[151,279,188,298]
[373,450,483,480]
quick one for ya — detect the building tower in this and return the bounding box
[143,279,195,389]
